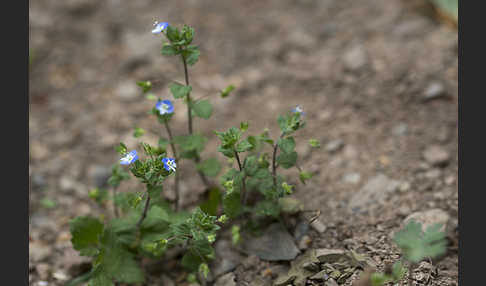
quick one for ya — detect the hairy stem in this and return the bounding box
[163,120,180,211]
[136,194,151,229]
[112,186,119,218]
[180,51,212,189]
[272,133,285,189]
[234,150,248,205]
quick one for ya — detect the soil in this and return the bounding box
[29,0,458,285]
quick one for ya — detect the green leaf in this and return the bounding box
[392,261,406,281]
[161,43,179,55]
[370,273,391,286]
[393,220,447,263]
[133,127,145,138]
[278,197,304,214]
[240,121,249,132]
[200,187,222,216]
[309,138,320,148]
[278,137,296,154]
[276,151,298,169]
[253,200,280,218]
[223,191,242,219]
[166,25,181,42]
[181,252,203,272]
[158,137,169,149]
[88,271,114,286]
[99,229,145,284]
[174,134,207,158]
[40,197,56,209]
[136,81,152,93]
[231,225,241,245]
[191,99,213,119]
[70,216,104,256]
[217,146,235,158]
[184,46,200,66]
[169,82,192,99]
[196,158,222,177]
[147,185,163,198]
[145,93,157,101]
[221,84,235,98]
[115,142,127,155]
[299,171,313,184]
[243,156,259,176]
[236,139,253,153]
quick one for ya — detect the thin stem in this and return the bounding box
[181,54,193,135]
[180,50,212,189]
[272,133,285,189]
[112,185,119,218]
[136,194,151,229]
[163,119,180,211]
[234,150,248,205]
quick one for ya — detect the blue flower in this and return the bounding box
[292,105,305,117]
[152,21,169,34]
[156,99,174,115]
[120,150,139,165]
[162,157,177,172]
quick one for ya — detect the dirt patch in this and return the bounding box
[29,0,457,285]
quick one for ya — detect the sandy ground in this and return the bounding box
[29,0,457,285]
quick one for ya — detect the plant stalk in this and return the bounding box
[180,52,212,189]
[112,185,119,218]
[163,119,180,211]
[234,150,248,205]
[136,194,151,229]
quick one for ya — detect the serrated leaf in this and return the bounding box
[236,139,253,153]
[185,46,200,66]
[136,81,152,93]
[276,151,298,169]
[169,82,192,99]
[309,138,320,148]
[70,216,104,257]
[191,99,213,119]
[181,252,203,272]
[393,220,447,263]
[278,137,296,154]
[240,121,249,132]
[223,191,242,219]
[141,205,170,229]
[147,185,163,198]
[161,43,179,56]
[88,270,114,286]
[299,171,313,184]
[99,229,145,284]
[196,158,222,177]
[200,187,222,216]
[133,127,145,138]
[221,84,235,98]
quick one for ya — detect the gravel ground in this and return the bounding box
[29,0,457,285]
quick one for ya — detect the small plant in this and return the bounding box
[67,21,318,286]
[368,220,447,286]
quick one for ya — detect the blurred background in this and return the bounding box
[29,0,458,285]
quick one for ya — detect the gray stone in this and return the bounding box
[423,82,445,101]
[342,172,361,184]
[343,45,367,71]
[210,240,242,279]
[326,139,344,153]
[425,168,442,179]
[30,242,51,262]
[36,263,50,280]
[403,209,450,232]
[242,223,300,261]
[32,173,47,189]
[274,273,296,286]
[310,219,327,233]
[348,174,401,213]
[298,235,312,250]
[59,176,85,196]
[392,123,408,136]
[325,277,339,286]
[303,262,320,272]
[309,270,328,281]
[87,165,112,188]
[423,145,450,167]
[214,272,236,286]
[293,220,309,241]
